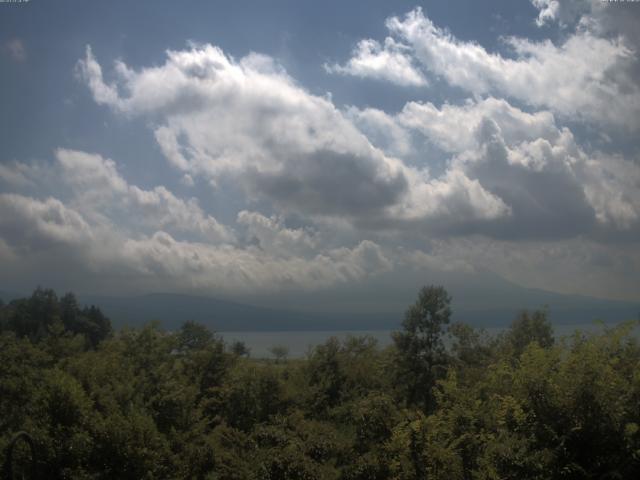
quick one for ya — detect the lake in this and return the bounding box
[220,321,638,358]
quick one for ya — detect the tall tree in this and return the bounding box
[392,285,452,412]
[505,308,554,356]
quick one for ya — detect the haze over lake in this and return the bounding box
[222,322,638,358]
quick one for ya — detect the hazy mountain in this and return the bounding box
[83,287,639,332]
[2,275,638,332]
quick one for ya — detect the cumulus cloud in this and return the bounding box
[532,0,640,58]
[0,199,397,295]
[332,8,640,131]
[449,111,640,236]
[237,211,318,258]
[63,35,640,301]
[77,43,514,231]
[531,0,591,27]
[118,232,393,293]
[325,37,427,87]
[54,149,235,244]
[0,194,93,251]
[455,118,596,239]
[396,97,558,154]
[346,106,414,158]
[1,144,637,300]
[348,96,640,238]
[0,152,401,294]
[78,45,409,219]
[0,162,38,188]
[75,46,121,106]
[578,152,640,230]
[76,41,640,240]
[438,235,640,302]
[387,167,512,232]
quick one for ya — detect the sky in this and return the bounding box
[1,0,639,311]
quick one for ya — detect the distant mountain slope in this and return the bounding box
[230,267,640,329]
[79,293,342,331]
[3,285,638,332]
[80,290,639,332]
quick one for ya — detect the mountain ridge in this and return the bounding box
[2,286,638,332]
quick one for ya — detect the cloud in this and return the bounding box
[349,96,640,238]
[578,152,640,230]
[54,149,235,244]
[452,113,640,236]
[65,39,640,301]
[77,43,514,232]
[118,232,393,293]
[455,118,596,239]
[532,0,640,59]
[334,8,640,131]
[387,167,512,232]
[346,106,414,158]
[0,5,637,307]
[3,185,636,311]
[531,0,591,27]
[0,194,93,252]
[436,234,640,302]
[78,45,409,218]
[1,149,637,301]
[77,42,640,240]
[325,37,427,87]
[0,206,396,296]
[75,46,121,106]
[0,195,396,294]
[396,97,558,154]
[2,38,26,62]
[237,210,318,258]
[0,150,398,294]
[0,161,38,188]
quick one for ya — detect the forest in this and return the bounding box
[1,286,639,479]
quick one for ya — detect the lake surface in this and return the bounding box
[220,321,638,358]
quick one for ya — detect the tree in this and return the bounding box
[505,308,554,356]
[231,340,251,357]
[60,293,79,328]
[392,285,452,412]
[59,292,113,348]
[8,287,60,341]
[75,304,112,347]
[179,320,214,352]
[2,290,111,348]
[269,345,289,363]
[217,363,286,431]
[447,322,495,385]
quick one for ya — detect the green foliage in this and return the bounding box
[179,320,215,351]
[209,424,255,479]
[230,340,251,357]
[215,362,287,431]
[306,335,388,417]
[504,308,554,356]
[392,285,452,411]
[269,345,290,363]
[1,288,112,348]
[1,287,639,479]
[385,411,464,480]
